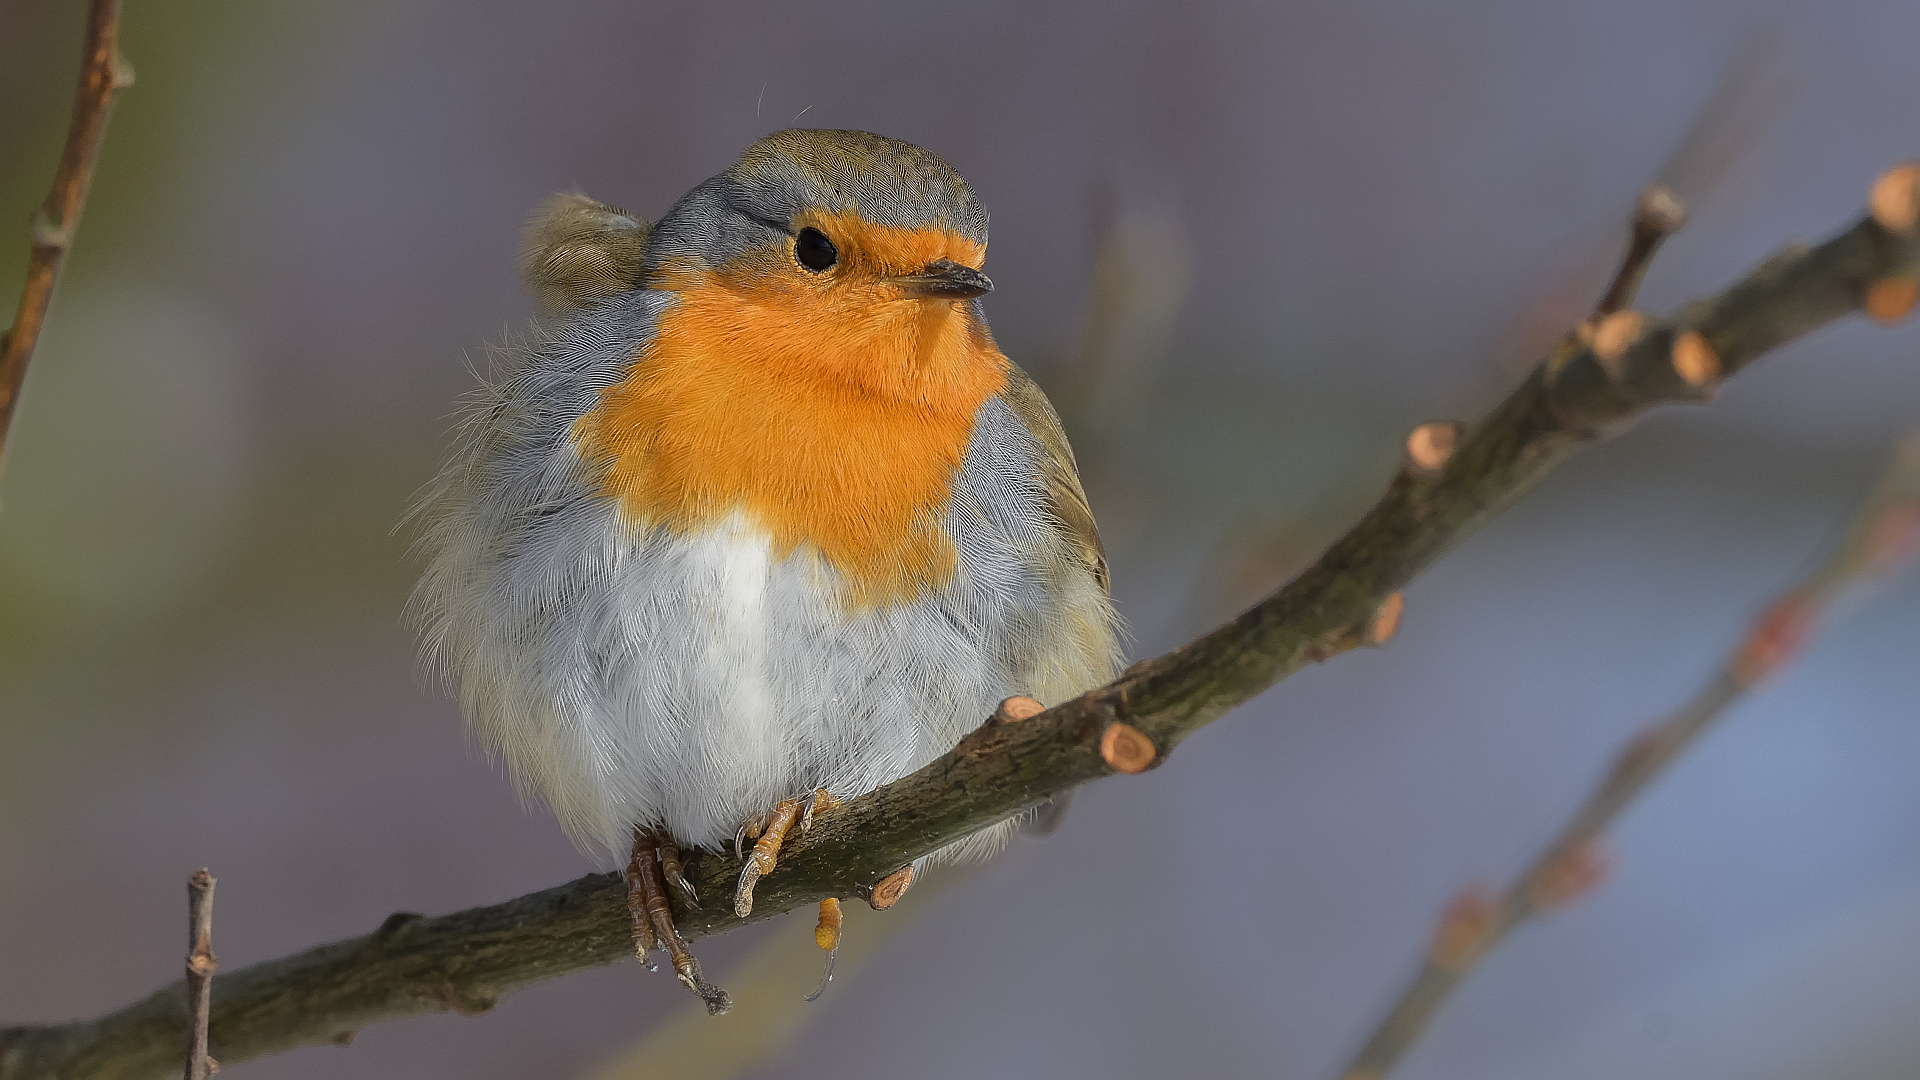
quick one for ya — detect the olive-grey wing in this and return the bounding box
[999,360,1112,839]
[998,361,1110,595]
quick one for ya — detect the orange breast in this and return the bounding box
[571,220,1008,609]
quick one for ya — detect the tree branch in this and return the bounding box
[0,0,134,465]
[1334,427,1920,1080]
[2,168,1916,1080]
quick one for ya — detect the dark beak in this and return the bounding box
[891,258,993,300]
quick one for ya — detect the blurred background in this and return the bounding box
[3,2,1919,1078]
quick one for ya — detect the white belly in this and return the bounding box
[431,484,1111,864]
[582,506,1036,853]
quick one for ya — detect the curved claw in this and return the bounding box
[804,946,839,1003]
[800,788,838,834]
[670,874,701,909]
[656,838,700,910]
[734,860,764,919]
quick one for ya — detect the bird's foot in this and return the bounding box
[626,828,731,1015]
[733,789,836,918]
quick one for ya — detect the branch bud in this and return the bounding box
[1730,590,1819,687]
[1634,183,1687,236]
[1526,839,1612,912]
[1428,886,1496,973]
[1861,495,1920,578]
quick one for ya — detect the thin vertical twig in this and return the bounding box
[184,870,217,1080]
[0,0,134,466]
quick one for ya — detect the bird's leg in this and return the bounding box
[624,835,658,971]
[734,789,836,918]
[626,827,732,1015]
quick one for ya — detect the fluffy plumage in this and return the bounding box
[519,193,652,316]
[412,130,1120,867]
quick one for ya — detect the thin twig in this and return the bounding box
[1594,183,1687,318]
[1334,430,1920,1080]
[0,0,134,466]
[1,167,1917,1080]
[182,872,216,1080]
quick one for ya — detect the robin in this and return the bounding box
[411,129,1122,1014]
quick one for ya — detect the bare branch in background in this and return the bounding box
[1334,428,1920,1080]
[183,872,217,1080]
[0,0,133,467]
[1655,25,1806,202]
[1056,186,1195,451]
[0,161,1913,1080]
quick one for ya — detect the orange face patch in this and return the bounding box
[571,211,1008,608]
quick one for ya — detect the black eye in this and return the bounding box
[794,227,838,272]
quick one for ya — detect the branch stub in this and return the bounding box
[1366,592,1405,646]
[993,696,1046,723]
[1869,162,1920,235]
[1670,330,1722,387]
[867,866,915,911]
[1404,422,1460,474]
[1865,277,1919,326]
[1099,722,1156,774]
[1591,310,1645,376]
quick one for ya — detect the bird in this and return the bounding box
[410,129,1122,1014]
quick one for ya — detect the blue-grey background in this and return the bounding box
[3,3,1917,1078]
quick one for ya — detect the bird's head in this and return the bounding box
[643,130,993,352]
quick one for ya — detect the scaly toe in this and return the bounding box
[733,796,805,918]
